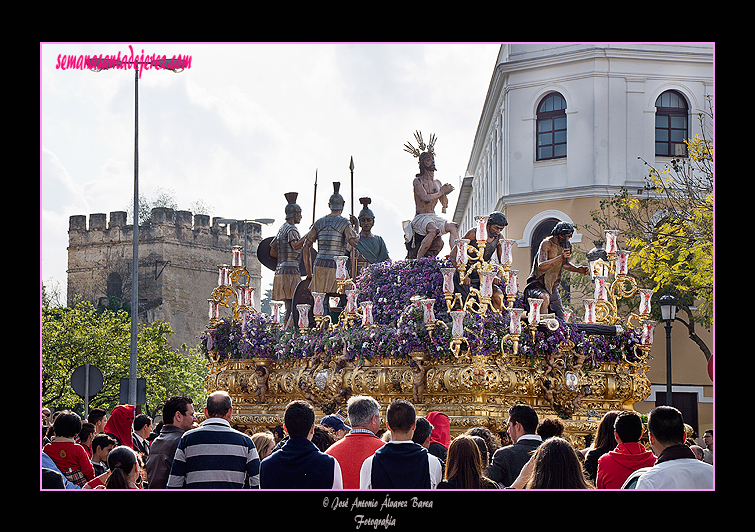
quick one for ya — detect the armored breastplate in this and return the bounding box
[313,215,349,262]
[275,222,302,272]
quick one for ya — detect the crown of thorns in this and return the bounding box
[403,131,437,158]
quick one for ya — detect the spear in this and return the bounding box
[349,156,354,217]
[312,169,318,226]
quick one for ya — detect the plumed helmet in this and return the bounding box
[487,211,508,227]
[358,197,375,220]
[329,182,345,210]
[284,192,302,221]
[551,221,575,236]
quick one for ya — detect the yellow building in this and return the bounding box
[453,43,713,438]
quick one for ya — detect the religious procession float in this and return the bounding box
[199,133,655,447]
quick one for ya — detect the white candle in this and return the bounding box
[604,230,618,254]
[584,299,596,323]
[480,270,495,298]
[232,246,242,267]
[506,270,519,297]
[475,216,489,242]
[616,250,630,275]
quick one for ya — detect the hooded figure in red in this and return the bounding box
[426,411,451,463]
[104,404,135,449]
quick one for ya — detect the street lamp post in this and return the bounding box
[659,292,678,407]
[90,54,185,406]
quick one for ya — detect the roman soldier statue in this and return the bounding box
[269,192,307,325]
[303,182,360,295]
[350,197,390,277]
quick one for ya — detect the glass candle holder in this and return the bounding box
[509,308,524,334]
[232,245,243,267]
[475,216,489,241]
[501,239,514,266]
[346,290,358,314]
[616,250,630,275]
[455,239,469,265]
[217,265,230,287]
[420,298,436,324]
[594,276,609,301]
[638,289,653,316]
[361,301,374,327]
[270,301,284,324]
[312,292,326,316]
[479,270,495,298]
[208,299,220,320]
[641,320,656,345]
[334,256,349,280]
[604,230,618,254]
[297,304,310,328]
[528,298,543,325]
[441,268,456,295]
[450,310,465,338]
[506,270,519,297]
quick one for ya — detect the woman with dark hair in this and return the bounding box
[105,446,141,489]
[584,411,619,482]
[43,411,96,487]
[437,435,499,489]
[510,437,593,489]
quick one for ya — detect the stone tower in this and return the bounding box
[67,208,262,350]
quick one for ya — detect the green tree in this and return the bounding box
[42,300,207,417]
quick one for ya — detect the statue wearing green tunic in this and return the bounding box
[351,197,390,276]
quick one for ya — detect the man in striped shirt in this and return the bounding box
[167,391,260,489]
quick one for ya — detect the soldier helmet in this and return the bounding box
[284,192,302,221]
[358,197,375,220]
[329,182,345,210]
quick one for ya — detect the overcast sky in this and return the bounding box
[41,42,502,303]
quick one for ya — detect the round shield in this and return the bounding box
[256,237,278,272]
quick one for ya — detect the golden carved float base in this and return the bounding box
[204,350,650,449]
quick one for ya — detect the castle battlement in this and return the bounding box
[68,207,262,249]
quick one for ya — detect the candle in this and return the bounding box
[270,301,283,324]
[638,289,653,316]
[594,276,609,301]
[584,299,597,323]
[297,304,310,329]
[361,301,374,327]
[604,230,618,254]
[479,270,495,299]
[528,298,543,325]
[217,265,230,287]
[420,298,436,324]
[208,299,219,320]
[475,216,489,242]
[509,308,524,334]
[232,245,243,267]
[501,239,514,266]
[455,239,469,265]
[563,308,573,323]
[441,268,456,295]
[334,256,349,280]
[450,310,466,338]
[346,290,358,314]
[641,320,656,345]
[506,270,519,297]
[206,329,215,351]
[312,292,326,316]
[616,250,630,275]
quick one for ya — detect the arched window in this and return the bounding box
[655,90,688,157]
[536,92,567,161]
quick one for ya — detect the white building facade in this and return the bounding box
[453,43,714,434]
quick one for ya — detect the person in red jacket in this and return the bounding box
[325,395,385,489]
[596,410,656,489]
[43,411,96,487]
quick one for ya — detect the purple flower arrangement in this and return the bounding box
[200,259,646,368]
